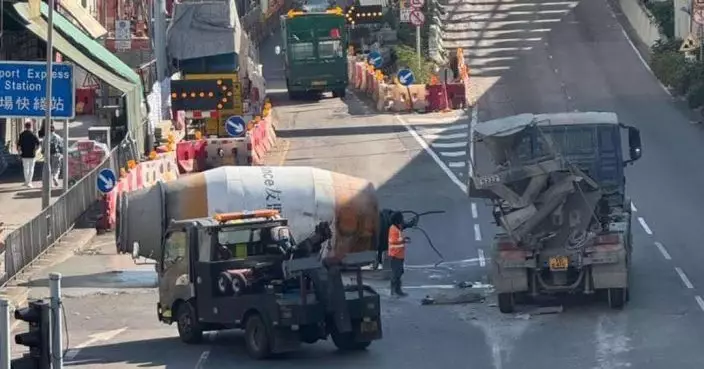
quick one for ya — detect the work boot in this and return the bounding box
[395,288,408,297]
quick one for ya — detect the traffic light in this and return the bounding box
[11,300,51,369]
[170,79,234,112]
[344,5,383,25]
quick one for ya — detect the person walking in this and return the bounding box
[47,124,65,187]
[16,121,40,187]
[388,212,410,297]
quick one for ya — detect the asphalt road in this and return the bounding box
[11,0,704,367]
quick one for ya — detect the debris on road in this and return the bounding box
[421,291,484,305]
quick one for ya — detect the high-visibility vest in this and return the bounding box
[388,225,406,259]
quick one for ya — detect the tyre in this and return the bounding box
[288,90,298,100]
[332,89,346,98]
[176,301,203,344]
[244,314,272,360]
[607,288,627,310]
[331,321,371,351]
[497,293,515,314]
[217,272,233,296]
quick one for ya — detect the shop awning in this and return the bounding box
[58,0,108,39]
[11,2,134,93]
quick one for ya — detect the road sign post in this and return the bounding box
[97,168,117,194]
[1,299,9,369]
[397,69,416,111]
[410,10,426,71]
[438,67,455,111]
[225,115,246,137]
[49,273,63,369]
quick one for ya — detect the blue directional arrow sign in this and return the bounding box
[225,115,246,137]
[97,168,117,194]
[397,68,415,86]
[368,51,383,68]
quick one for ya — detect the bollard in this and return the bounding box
[0,298,10,369]
[49,273,63,369]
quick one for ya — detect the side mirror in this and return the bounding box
[275,46,281,55]
[626,126,642,164]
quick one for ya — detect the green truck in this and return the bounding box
[276,8,348,99]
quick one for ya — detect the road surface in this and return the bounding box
[10,0,704,367]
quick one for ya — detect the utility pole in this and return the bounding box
[154,0,167,94]
[42,0,55,209]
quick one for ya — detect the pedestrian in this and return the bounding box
[16,121,40,187]
[47,124,65,187]
[388,211,411,297]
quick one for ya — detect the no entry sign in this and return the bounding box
[410,10,425,26]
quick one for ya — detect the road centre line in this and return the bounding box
[637,217,652,235]
[675,267,695,289]
[395,115,468,194]
[474,224,482,241]
[471,203,478,218]
[478,248,486,267]
[695,296,704,312]
[654,241,672,260]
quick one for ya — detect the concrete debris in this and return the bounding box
[532,305,564,315]
[421,291,484,305]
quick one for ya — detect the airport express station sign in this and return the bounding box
[0,61,75,119]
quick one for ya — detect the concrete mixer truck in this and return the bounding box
[470,112,642,313]
[115,166,396,358]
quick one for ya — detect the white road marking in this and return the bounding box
[432,141,467,149]
[64,327,128,361]
[195,350,210,369]
[675,267,694,289]
[653,241,672,260]
[396,115,468,194]
[424,132,468,140]
[630,202,637,212]
[637,217,652,235]
[474,224,482,241]
[695,296,704,312]
[449,161,466,168]
[418,124,469,135]
[440,150,467,157]
[478,248,486,267]
[405,116,464,124]
[471,202,478,218]
[469,107,478,179]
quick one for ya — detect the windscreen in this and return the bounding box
[288,16,345,63]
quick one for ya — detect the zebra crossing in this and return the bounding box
[401,114,471,179]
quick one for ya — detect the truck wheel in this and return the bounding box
[288,91,298,100]
[498,293,515,314]
[333,89,346,99]
[607,288,627,310]
[176,301,203,344]
[245,314,272,360]
[331,321,371,351]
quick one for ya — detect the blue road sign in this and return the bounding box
[397,68,415,86]
[0,61,75,119]
[97,168,117,194]
[225,115,246,137]
[368,51,383,68]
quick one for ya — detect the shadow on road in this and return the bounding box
[20,270,157,289]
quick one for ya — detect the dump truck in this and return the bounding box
[469,112,642,313]
[275,7,348,99]
[115,166,406,357]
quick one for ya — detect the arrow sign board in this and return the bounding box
[397,68,415,86]
[410,10,425,26]
[225,115,247,137]
[367,51,383,68]
[410,0,425,8]
[438,67,455,84]
[97,168,117,194]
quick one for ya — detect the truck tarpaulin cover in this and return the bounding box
[166,0,243,61]
[118,166,379,262]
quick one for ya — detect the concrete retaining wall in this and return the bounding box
[619,0,663,47]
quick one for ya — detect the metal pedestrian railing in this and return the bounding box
[0,133,139,287]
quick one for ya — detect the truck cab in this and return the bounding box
[470,112,643,313]
[155,209,382,359]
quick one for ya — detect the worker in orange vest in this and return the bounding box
[388,212,410,297]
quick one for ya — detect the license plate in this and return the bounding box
[311,80,327,86]
[360,320,378,333]
[549,256,569,271]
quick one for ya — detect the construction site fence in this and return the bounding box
[347,52,472,112]
[0,134,140,287]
